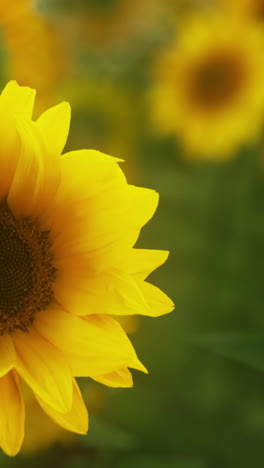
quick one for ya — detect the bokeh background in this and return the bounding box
[1,0,264,466]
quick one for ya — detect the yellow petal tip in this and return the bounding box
[131,358,148,374]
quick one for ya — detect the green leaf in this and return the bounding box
[192,333,264,373]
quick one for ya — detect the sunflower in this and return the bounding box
[150,15,264,159]
[0,81,174,456]
[220,0,264,22]
[171,0,217,18]
[0,0,65,111]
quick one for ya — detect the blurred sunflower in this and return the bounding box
[0,81,173,456]
[220,0,264,22]
[0,0,65,111]
[150,15,264,159]
[171,0,217,18]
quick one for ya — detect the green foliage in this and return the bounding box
[192,333,264,373]
[80,416,137,451]
[115,455,205,468]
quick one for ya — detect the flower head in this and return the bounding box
[150,15,264,159]
[0,81,173,456]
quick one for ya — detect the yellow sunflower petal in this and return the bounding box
[0,137,18,201]
[34,308,146,377]
[55,269,172,318]
[93,367,133,388]
[64,350,146,378]
[43,149,125,242]
[13,328,73,413]
[55,271,150,317]
[80,184,158,258]
[0,81,36,200]
[35,379,88,435]
[8,118,60,218]
[51,150,125,221]
[45,150,158,273]
[0,371,25,457]
[0,81,35,118]
[36,101,71,157]
[125,185,159,231]
[121,249,170,280]
[138,281,175,317]
[0,334,16,378]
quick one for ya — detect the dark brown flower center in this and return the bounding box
[185,50,247,112]
[0,202,56,335]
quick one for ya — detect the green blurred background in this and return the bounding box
[1,0,264,466]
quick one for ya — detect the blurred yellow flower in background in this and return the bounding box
[220,0,264,22]
[0,0,65,111]
[171,0,217,19]
[0,81,173,456]
[150,15,264,159]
